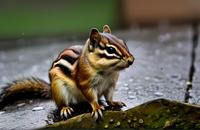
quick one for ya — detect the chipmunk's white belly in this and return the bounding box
[60,82,86,105]
[91,72,119,98]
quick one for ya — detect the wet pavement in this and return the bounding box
[0,24,199,129]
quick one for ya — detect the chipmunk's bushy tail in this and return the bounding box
[0,77,51,109]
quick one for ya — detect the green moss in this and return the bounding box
[44,99,200,129]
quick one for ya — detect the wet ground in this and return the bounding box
[0,24,199,129]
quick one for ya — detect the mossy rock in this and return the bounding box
[44,99,200,129]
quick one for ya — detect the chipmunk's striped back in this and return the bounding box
[51,45,83,75]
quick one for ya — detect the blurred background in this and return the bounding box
[0,0,200,39]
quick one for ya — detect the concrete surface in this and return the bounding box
[0,25,199,129]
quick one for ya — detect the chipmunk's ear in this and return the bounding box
[103,25,111,34]
[89,28,101,51]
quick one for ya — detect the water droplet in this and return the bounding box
[128,95,136,99]
[154,92,164,97]
[17,103,26,107]
[127,119,131,124]
[164,120,171,128]
[119,86,129,91]
[186,81,192,86]
[104,124,109,128]
[32,106,44,111]
[128,78,134,82]
[139,119,144,124]
[144,77,150,80]
[109,119,114,123]
[130,123,136,128]
[133,117,137,121]
[124,83,129,87]
[166,109,171,113]
[116,121,121,126]
[155,49,161,55]
[128,91,133,94]
[171,74,180,79]
[0,111,5,115]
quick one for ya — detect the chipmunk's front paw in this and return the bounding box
[107,101,126,108]
[91,105,105,120]
[60,106,74,119]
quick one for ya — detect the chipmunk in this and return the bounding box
[0,25,134,120]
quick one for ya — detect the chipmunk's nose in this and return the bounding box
[127,56,134,65]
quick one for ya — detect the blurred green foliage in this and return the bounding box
[0,0,120,38]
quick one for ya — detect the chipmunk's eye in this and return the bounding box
[106,47,116,54]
